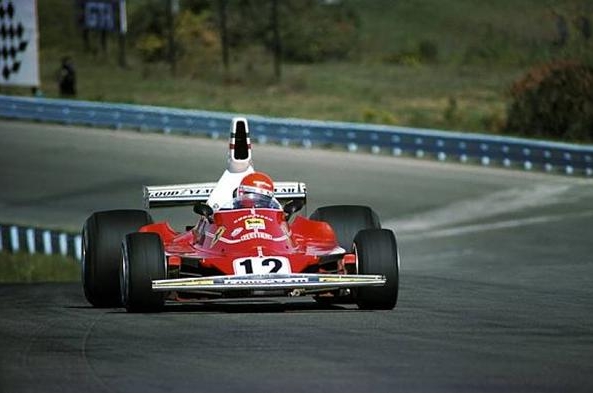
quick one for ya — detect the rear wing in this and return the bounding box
[144,182,307,209]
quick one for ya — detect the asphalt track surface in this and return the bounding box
[1,120,593,392]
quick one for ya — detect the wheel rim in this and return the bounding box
[120,244,129,306]
[353,243,360,274]
[81,234,87,280]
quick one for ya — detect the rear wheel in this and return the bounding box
[310,205,381,305]
[309,205,380,251]
[82,210,152,307]
[121,232,166,313]
[354,229,399,310]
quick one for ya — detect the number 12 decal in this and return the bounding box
[232,256,291,275]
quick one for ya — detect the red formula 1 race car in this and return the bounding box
[82,118,399,312]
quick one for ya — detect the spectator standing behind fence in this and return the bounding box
[57,57,77,97]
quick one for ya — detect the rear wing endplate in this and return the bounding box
[144,182,307,209]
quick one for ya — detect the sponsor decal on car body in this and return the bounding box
[210,227,225,247]
[245,218,265,230]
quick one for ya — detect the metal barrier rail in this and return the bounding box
[0,223,81,261]
[1,94,592,176]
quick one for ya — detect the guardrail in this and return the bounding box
[0,223,81,261]
[1,94,592,176]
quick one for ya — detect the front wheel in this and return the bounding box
[120,232,166,313]
[354,229,399,310]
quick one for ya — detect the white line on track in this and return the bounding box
[395,210,593,240]
[384,183,574,233]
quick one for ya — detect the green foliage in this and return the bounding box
[0,252,80,283]
[362,108,399,125]
[480,110,506,133]
[418,40,439,63]
[218,0,361,63]
[277,0,360,62]
[175,9,221,75]
[382,40,439,66]
[136,34,167,63]
[130,1,221,73]
[32,0,593,141]
[443,97,461,126]
[505,60,593,141]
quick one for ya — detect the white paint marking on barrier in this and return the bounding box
[10,226,19,252]
[371,145,380,154]
[586,168,592,176]
[303,139,312,149]
[481,156,490,166]
[26,228,35,254]
[392,147,402,156]
[545,163,553,172]
[503,158,511,167]
[281,138,290,147]
[210,131,220,139]
[415,150,424,158]
[437,152,446,161]
[460,154,468,163]
[566,165,574,175]
[347,143,358,152]
[74,235,82,261]
[43,230,52,255]
[59,233,68,256]
[524,161,533,171]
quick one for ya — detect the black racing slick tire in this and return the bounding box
[120,232,166,313]
[309,205,381,251]
[82,210,153,307]
[354,229,399,310]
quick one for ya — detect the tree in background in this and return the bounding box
[129,0,359,80]
[130,0,220,77]
[505,60,593,142]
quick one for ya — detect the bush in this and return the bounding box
[505,60,593,141]
[418,40,438,63]
[136,34,166,63]
[277,0,360,63]
[382,40,438,66]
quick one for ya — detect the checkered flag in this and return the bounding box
[0,0,33,82]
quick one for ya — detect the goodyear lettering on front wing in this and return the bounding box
[319,276,378,283]
[222,277,309,285]
[158,278,215,287]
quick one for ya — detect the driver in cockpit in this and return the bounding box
[232,172,281,210]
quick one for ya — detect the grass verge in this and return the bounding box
[0,252,80,283]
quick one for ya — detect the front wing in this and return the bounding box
[152,273,385,293]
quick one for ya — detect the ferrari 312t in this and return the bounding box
[81,118,399,312]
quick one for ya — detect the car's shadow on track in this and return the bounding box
[161,299,358,314]
[66,298,369,314]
